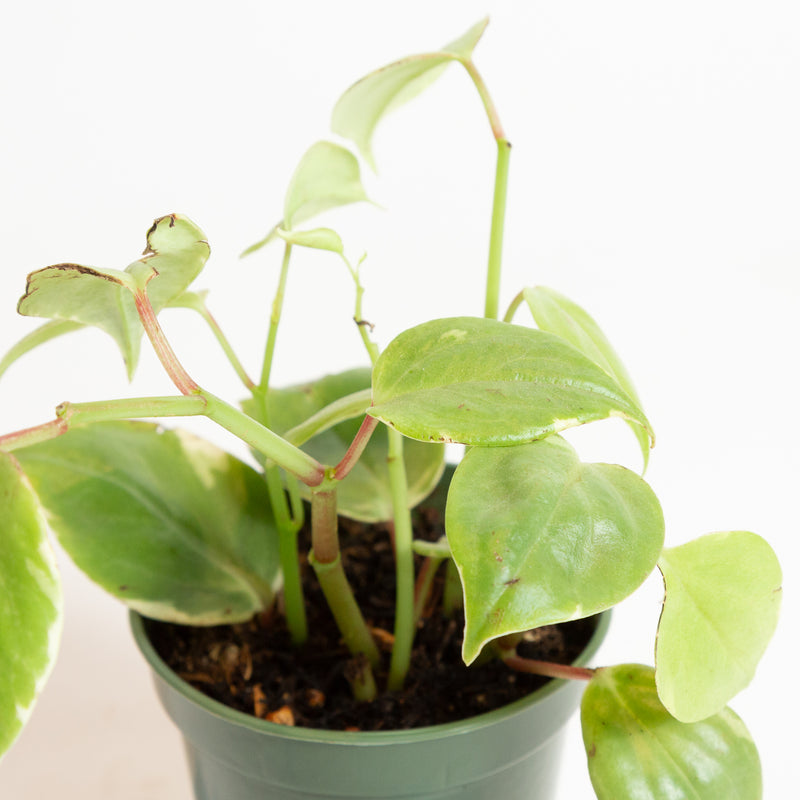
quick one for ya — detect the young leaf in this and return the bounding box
[522,286,651,469]
[276,227,344,254]
[370,316,654,446]
[243,142,369,255]
[16,214,210,379]
[0,452,63,760]
[332,18,489,168]
[656,531,782,723]
[582,664,762,800]
[446,437,664,663]
[15,421,280,624]
[243,368,445,522]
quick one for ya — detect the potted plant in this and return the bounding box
[0,18,782,800]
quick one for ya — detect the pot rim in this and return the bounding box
[130,610,610,746]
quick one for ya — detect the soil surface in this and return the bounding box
[146,506,599,731]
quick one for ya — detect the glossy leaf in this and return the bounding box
[447,438,664,663]
[243,142,369,255]
[244,368,445,522]
[0,452,62,759]
[656,531,782,723]
[523,286,651,469]
[15,422,280,624]
[16,215,210,379]
[370,316,653,446]
[331,18,489,167]
[582,664,762,800]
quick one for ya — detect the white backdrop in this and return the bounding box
[1,1,797,797]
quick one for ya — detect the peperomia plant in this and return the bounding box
[0,19,781,799]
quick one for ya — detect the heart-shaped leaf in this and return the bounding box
[370,316,653,446]
[582,664,762,800]
[0,452,63,759]
[244,368,445,522]
[16,215,210,379]
[243,142,369,255]
[446,437,664,663]
[523,286,651,469]
[332,18,489,168]
[656,531,782,723]
[15,421,280,624]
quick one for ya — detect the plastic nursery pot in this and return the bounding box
[130,610,609,800]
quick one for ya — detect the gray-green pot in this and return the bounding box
[130,610,609,800]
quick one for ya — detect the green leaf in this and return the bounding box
[332,18,489,168]
[656,531,782,723]
[15,422,280,624]
[0,320,85,382]
[0,452,63,759]
[447,438,664,663]
[523,286,651,469]
[16,215,210,379]
[244,368,445,522]
[243,142,369,255]
[582,664,762,800]
[370,316,654,446]
[276,226,344,254]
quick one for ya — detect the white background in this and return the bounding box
[1,1,798,797]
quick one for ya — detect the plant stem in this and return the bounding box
[309,480,380,672]
[0,395,207,452]
[503,289,526,323]
[334,414,379,480]
[203,392,324,486]
[502,654,596,683]
[135,291,200,395]
[259,242,292,391]
[443,558,464,617]
[460,58,511,322]
[484,138,512,320]
[386,428,415,692]
[197,305,255,390]
[283,388,373,447]
[265,466,307,646]
[413,555,444,624]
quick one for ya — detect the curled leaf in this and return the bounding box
[332,18,489,168]
[16,215,209,379]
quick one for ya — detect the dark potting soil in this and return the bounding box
[146,507,599,731]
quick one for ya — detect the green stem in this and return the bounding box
[259,242,292,391]
[283,388,372,447]
[386,428,415,692]
[484,138,512,320]
[203,392,324,486]
[503,289,526,323]
[413,555,444,625]
[309,481,380,672]
[460,58,511,322]
[0,395,207,452]
[265,466,307,646]
[198,305,255,390]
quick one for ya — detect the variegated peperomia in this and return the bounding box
[0,18,780,799]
